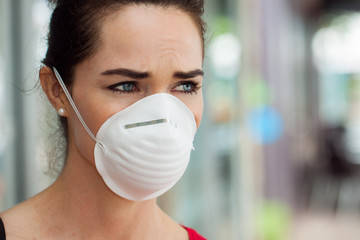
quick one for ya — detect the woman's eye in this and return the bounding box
[108,82,139,93]
[173,81,201,94]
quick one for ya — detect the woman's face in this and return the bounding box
[66,5,203,164]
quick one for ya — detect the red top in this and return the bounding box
[183,226,207,240]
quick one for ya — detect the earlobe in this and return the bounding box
[39,66,68,117]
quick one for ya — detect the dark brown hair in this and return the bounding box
[43,0,205,85]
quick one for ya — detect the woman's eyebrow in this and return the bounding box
[101,68,204,79]
[101,68,150,79]
[173,69,204,79]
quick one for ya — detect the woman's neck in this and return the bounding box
[40,149,172,239]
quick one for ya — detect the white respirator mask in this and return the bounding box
[53,68,197,201]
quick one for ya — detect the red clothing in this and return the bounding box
[183,226,207,240]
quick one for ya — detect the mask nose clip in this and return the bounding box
[123,118,179,129]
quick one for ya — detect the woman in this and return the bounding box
[0,0,206,239]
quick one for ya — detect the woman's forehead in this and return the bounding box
[91,5,203,70]
[102,5,201,45]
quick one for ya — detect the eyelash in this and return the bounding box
[108,81,139,93]
[171,80,202,95]
[107,80,202,94]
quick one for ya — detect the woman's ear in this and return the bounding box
[39,66,69,117]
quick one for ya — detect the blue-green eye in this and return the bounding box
[119,83,135,91]
[173,81,201,94]
[108,81,139,93]
[182,84,193,92]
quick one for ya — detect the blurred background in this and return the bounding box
[1,0,360,239]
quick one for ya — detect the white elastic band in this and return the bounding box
[53,67,98,143]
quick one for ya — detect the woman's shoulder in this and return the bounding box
[0,198,39,239]
[0,192,53,240]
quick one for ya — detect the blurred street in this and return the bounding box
[287,212,360,240]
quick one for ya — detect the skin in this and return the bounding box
[1,5,203,240]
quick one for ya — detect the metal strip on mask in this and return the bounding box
[124,118,179,129]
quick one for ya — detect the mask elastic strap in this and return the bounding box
[53,67,99,144]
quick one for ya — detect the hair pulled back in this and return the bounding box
[43,0,205,85]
